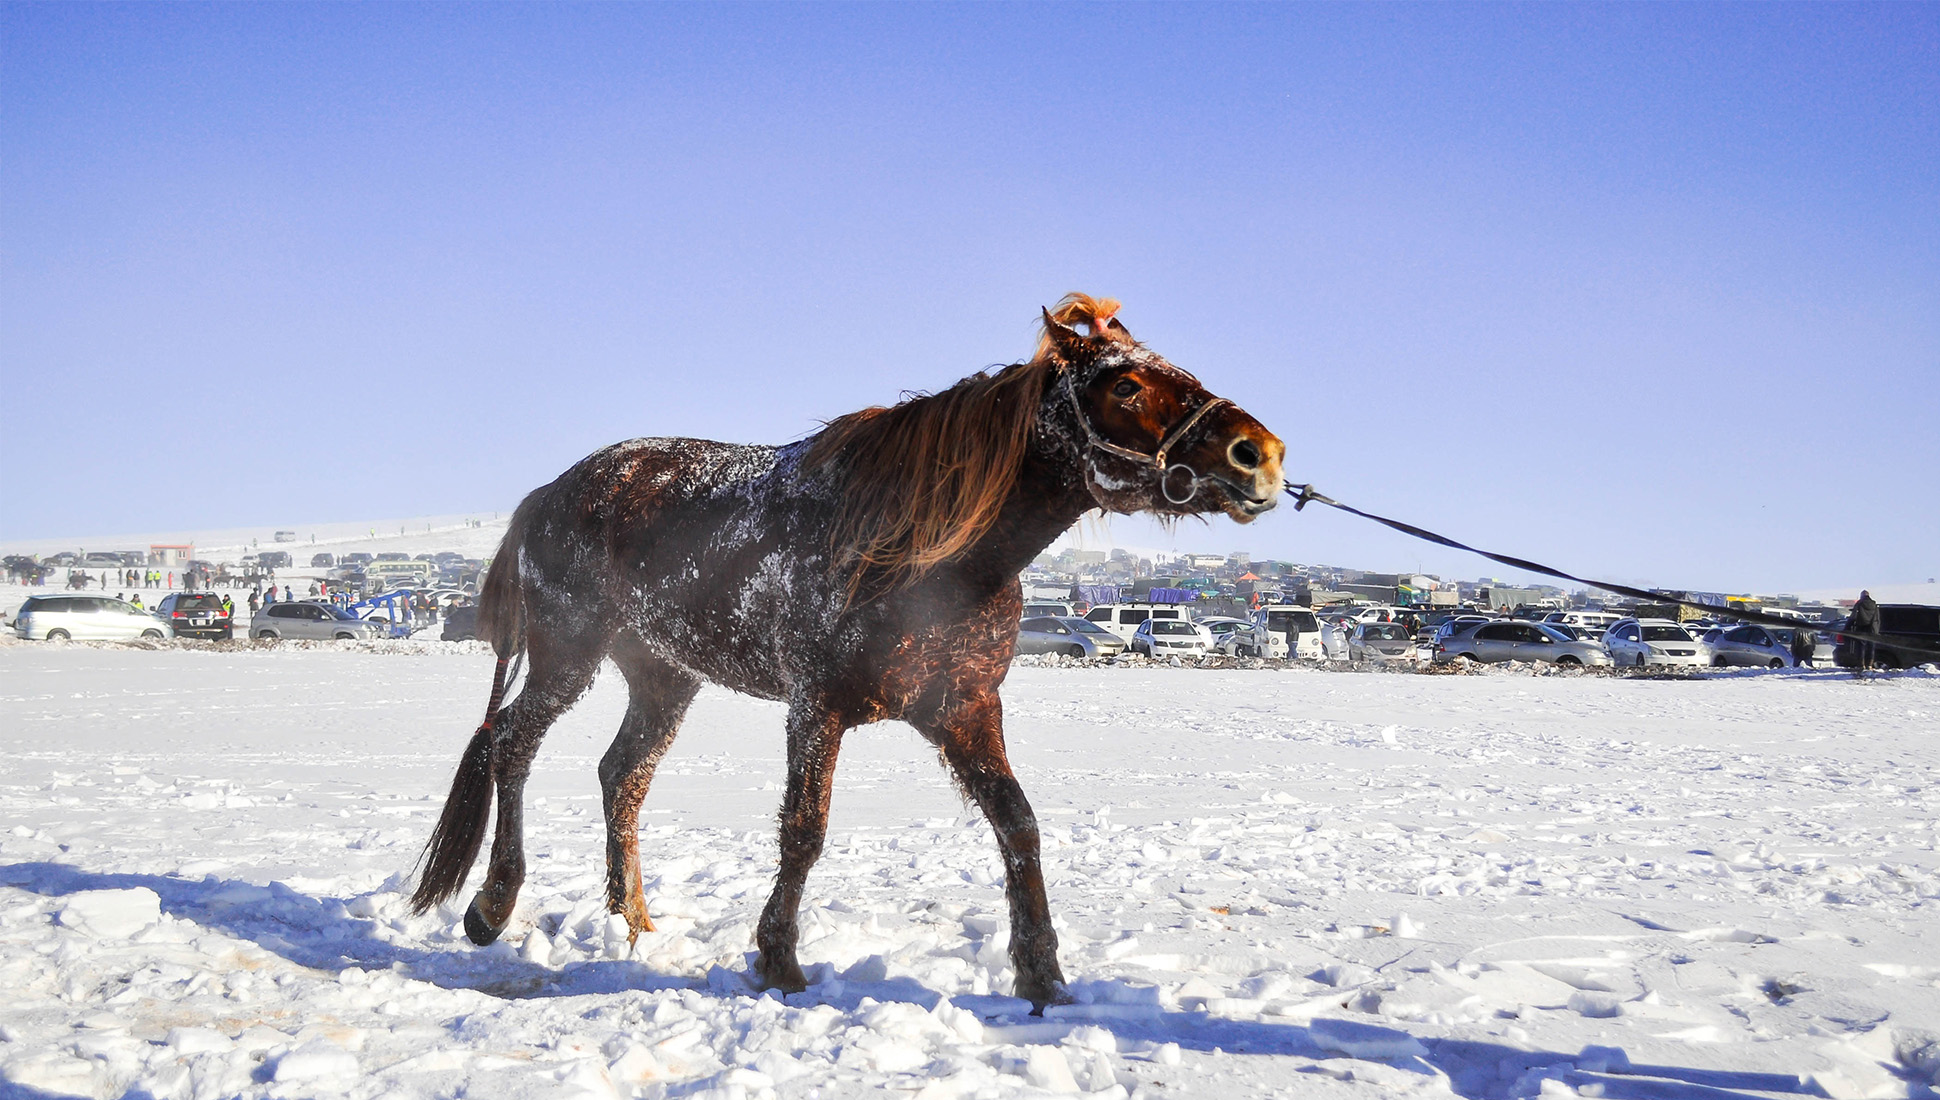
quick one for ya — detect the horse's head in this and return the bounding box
[1038,294,1285,524]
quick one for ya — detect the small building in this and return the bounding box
[149,544,193,567]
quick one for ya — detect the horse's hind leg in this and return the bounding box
[464,631,606,945]
[600,636,700,943]
[754,693,850,993]
[912,691,1067,1011]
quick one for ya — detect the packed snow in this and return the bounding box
[2,635,1938,1099]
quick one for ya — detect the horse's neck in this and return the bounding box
[963,438,1095,586]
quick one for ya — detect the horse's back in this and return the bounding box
[477,438,780,645]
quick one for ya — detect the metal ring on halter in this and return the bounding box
[1161,464,1198,504]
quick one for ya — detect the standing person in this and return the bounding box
[1848,590,1881,672]
[248,588,261,613]
[220,593,233,620]
[1791,625,1816,668]
[263,585,276,606]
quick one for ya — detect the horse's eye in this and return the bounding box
[1111,379,1139,399]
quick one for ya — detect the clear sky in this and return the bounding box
[4,3,1935,593]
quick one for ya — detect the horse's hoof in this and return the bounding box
[463,899,504,946]
[753,952,809,995]
[1018,978,1072,1016]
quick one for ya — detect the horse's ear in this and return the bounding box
[1040,308,1090,366]
[1105,316,1132,340]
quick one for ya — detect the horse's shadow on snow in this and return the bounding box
[2,862,1854,1100]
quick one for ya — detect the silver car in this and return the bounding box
[1348,621,1418,661]
[1201,616,1267,656]
[1016,616,1125,658]
[251,601,387,641]
[12,595,171,642]
[1702,624,1795,668]
[1435,620,1612,667]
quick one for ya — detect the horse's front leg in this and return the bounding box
[915,692,1067,1011]
[754,695,848,993]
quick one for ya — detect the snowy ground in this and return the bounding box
[2,638,1938,1100]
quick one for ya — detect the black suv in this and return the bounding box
[155,592,234,639]
[441,604,479,642]
[1836,604,1940,670]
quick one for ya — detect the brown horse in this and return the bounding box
[410,294,1285,1009]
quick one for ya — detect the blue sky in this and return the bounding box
[3,3,1934,592]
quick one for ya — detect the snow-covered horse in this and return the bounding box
[411,294,1286,1009]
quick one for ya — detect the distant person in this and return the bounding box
[129,593,143,611]
[309,582,320,597]
[220,594,233,619]
[248,589,261,613]
[1791,625,1815,668]
[264,586,276,606]
[1849,590,1881,672]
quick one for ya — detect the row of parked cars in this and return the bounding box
[1013,597,1901,671]
[5,592,455,642]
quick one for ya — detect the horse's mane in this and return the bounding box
[805,293,1134,603]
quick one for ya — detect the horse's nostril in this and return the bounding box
[1230,439,1261,469]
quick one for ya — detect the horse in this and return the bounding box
[410,294,1286,1010]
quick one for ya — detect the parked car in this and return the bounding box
[442,604,479,642]
[1348,621,1419,662]
[1251,605,1324,659]
[311,553,336,568]
[12,595,170,642]
[343,552,375,566]
[434,551,466,565]
[250,601,387,641]
[1431,616,1492,648]
[154,592,234,640]
[1544,610,1626,638]
[1017,616,1126,658]
[1200,616,1266,656]
[1021,601,1076,619]
[256,550,292,569]
[1435,620,1612,666]
[1835,604,1940,670]
[1083,602,1192,642]
[375,552,410,562]
[1130,618,1215,656]
[1602,618,1706,667]
[1699,624,1795,668]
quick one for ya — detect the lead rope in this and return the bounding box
[1283,480,1938,658]
[477,651,525,735]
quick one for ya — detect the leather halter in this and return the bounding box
[1060,370,1230,504]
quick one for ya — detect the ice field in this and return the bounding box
[1,638,1937,1099]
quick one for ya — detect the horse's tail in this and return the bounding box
[409,501,536,913]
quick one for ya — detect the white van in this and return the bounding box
[13,595,171,642]
[1251,604,1324,659]
[1083,602,1193,642]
